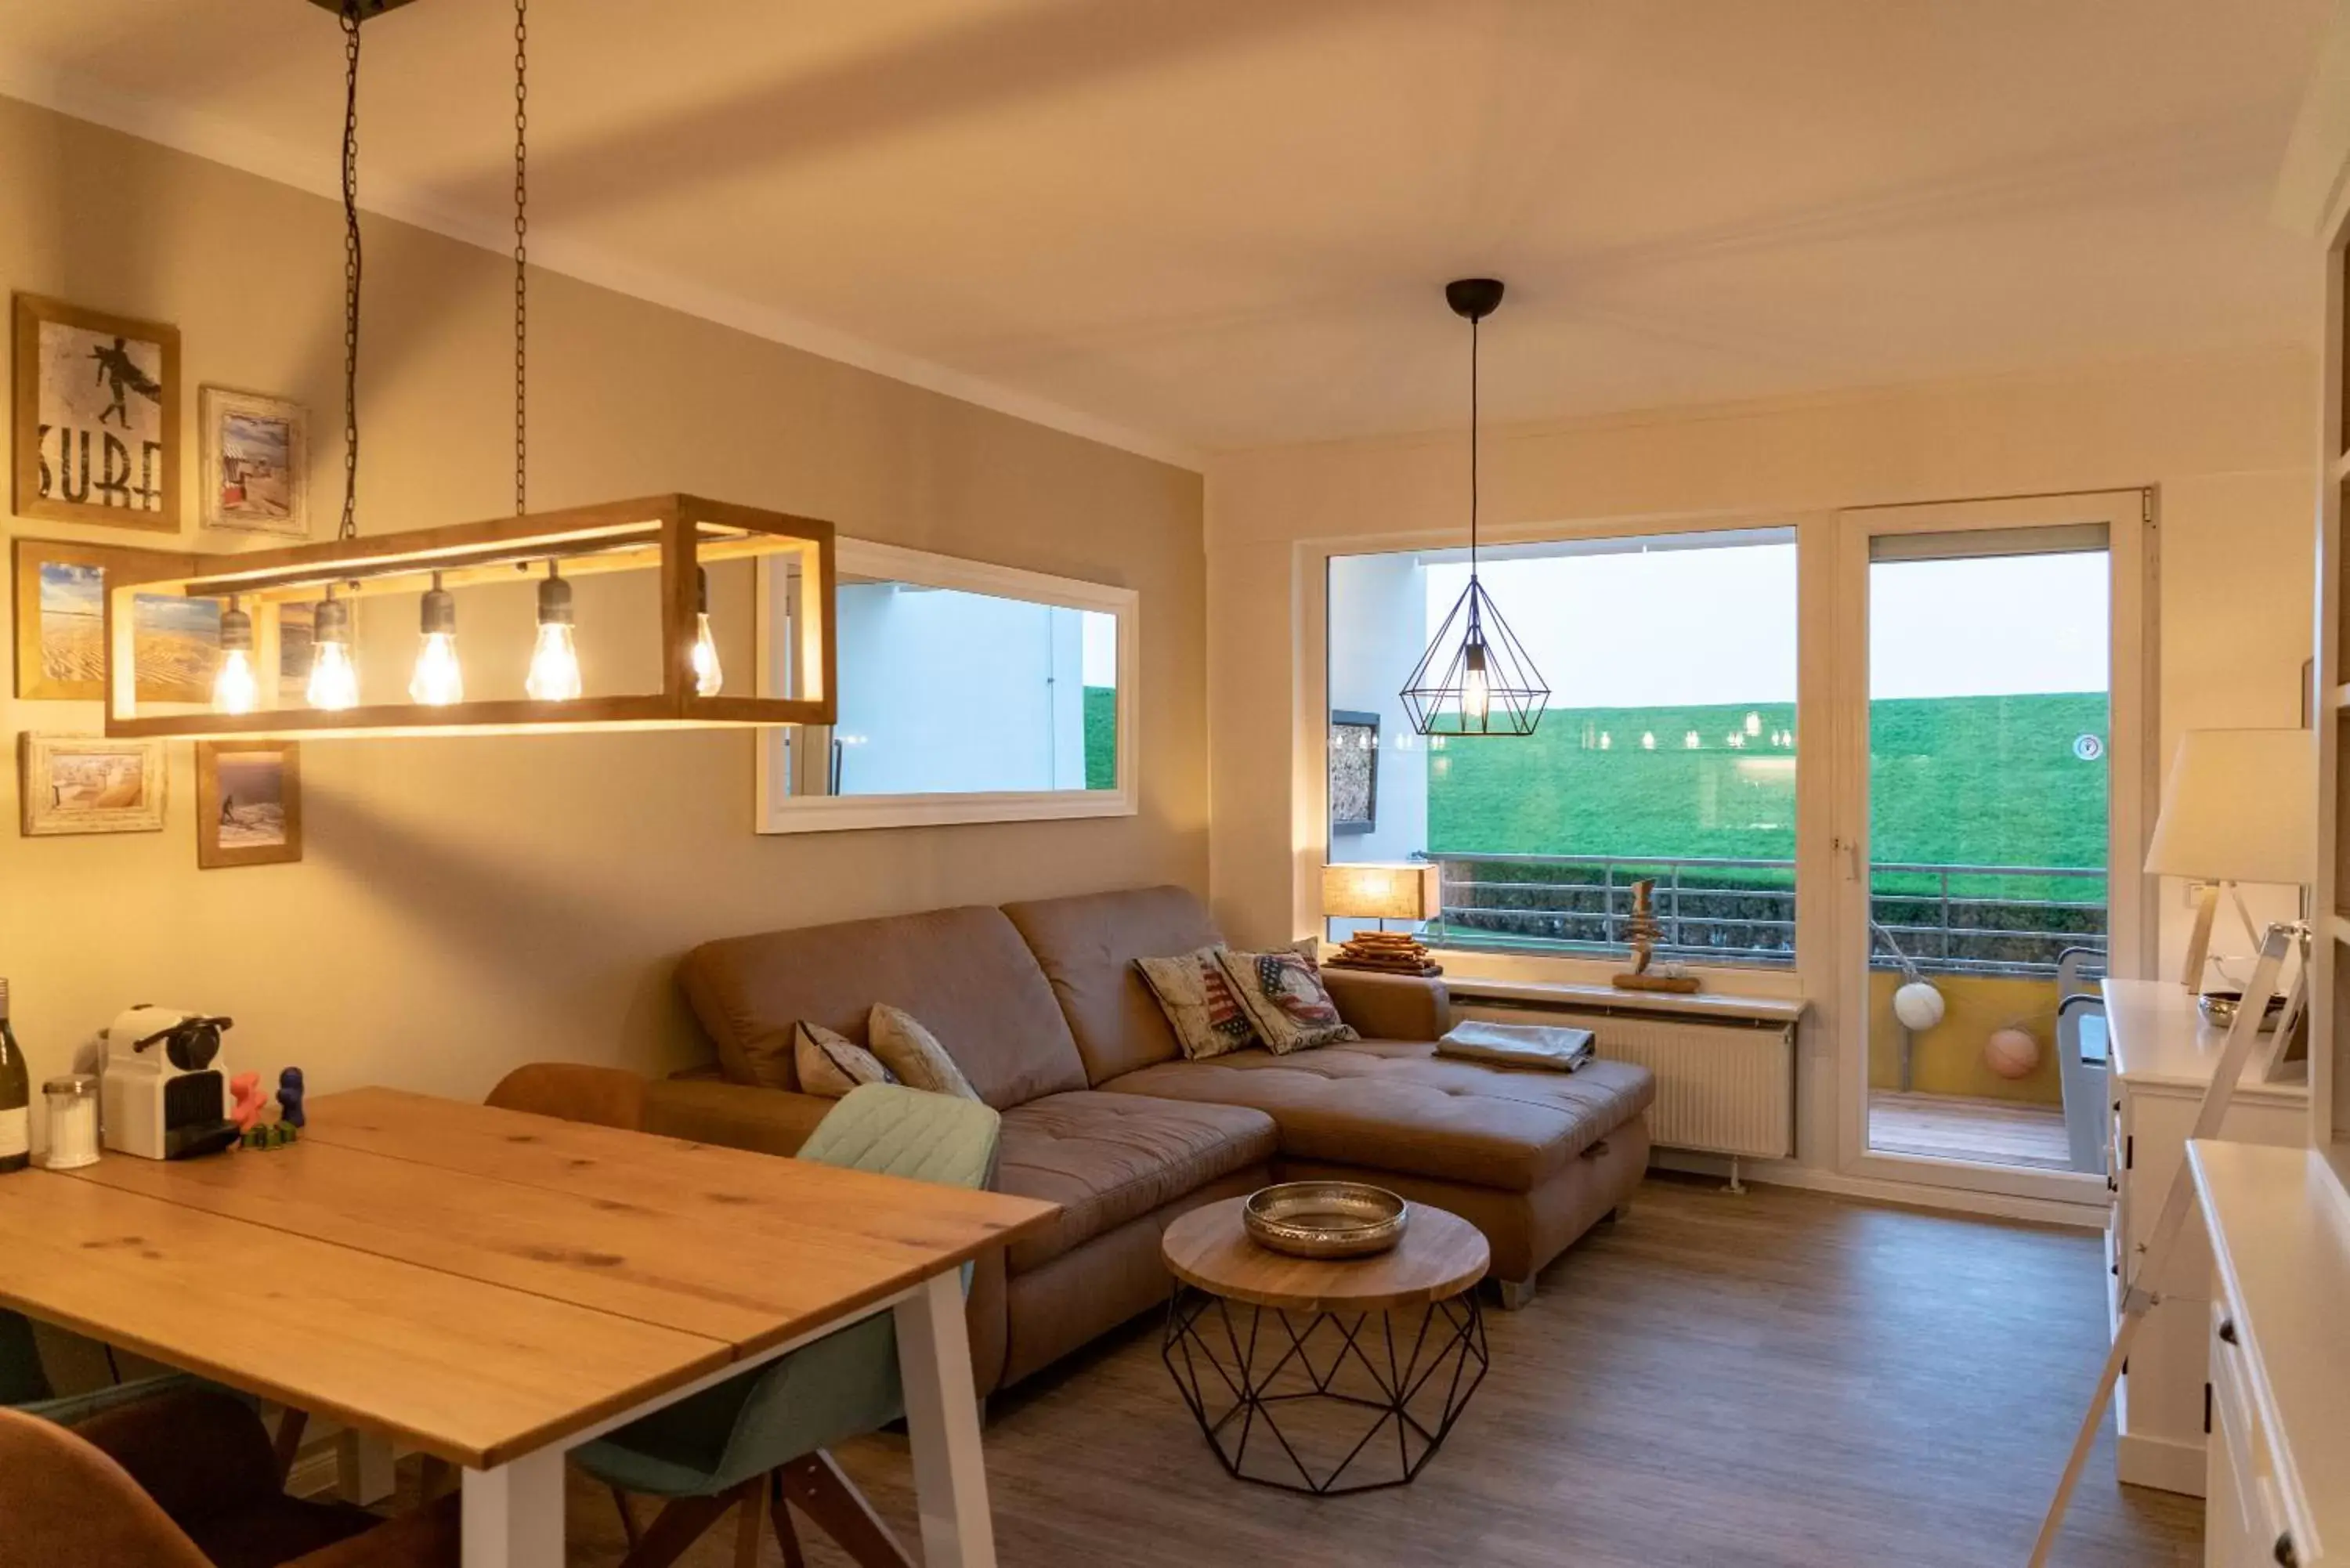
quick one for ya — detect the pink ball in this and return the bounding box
[1984,1026,2041,1080]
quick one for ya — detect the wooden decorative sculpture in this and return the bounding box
[1611,878,1700,994]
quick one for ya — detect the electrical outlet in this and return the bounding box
[2185,879,2213,907]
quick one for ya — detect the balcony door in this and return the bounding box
[1831,493,2152,1202]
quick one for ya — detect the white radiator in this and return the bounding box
[1455,1001,1796,1160]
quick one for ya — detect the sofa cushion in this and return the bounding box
[1103,1042,1654,1194]
[1134,947,1260,1060]
[994,1091,1278,1274]
[678,905,1087,1110]
[1003,886,1225,1084]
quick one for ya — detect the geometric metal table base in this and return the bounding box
[1161,1284,1489,1495]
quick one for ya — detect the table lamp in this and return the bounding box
[1321,862,1443,975]
[2142,728,2315,990]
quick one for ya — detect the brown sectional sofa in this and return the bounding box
[656,884,1654,1395]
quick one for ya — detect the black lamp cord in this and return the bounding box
[512,0,528,518]
[1468,313,1480,580]
[338,0,362,542]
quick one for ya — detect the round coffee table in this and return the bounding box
[1158,1194,1490,1495]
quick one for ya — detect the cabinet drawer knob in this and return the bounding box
[2274,1531,2298,1566]
[2218,1318,2238,1346]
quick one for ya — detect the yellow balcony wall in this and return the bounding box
[1865,970,2063,1105]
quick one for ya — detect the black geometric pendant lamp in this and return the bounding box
[1399,279,1549,738]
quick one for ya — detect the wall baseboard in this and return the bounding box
[1649,1147,2109,1230]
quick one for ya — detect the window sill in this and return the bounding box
[1443,973,1810,1027]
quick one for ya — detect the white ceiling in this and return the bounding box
[0,0,2329,464]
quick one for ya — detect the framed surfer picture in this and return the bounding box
[11,294,182,533]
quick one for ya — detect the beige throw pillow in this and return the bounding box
[1135,946,1262,1060]
[1214,948,1360,1055]
[793,1021,897,1099]
[867,1004,983,1100]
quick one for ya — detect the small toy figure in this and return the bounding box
[277,1067,306,1129]
[228,1071,267,1134]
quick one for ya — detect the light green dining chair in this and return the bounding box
[572,1082,1002,1568]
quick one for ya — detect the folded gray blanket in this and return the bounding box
[1435,1019,1595,1071]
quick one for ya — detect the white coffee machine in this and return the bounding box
[100,1006,240,1160]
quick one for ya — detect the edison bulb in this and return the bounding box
[409,631,464,705]
[212,649,259,715]
[691,612,723,696]
[307,640,360,710]
[526,623,582,702]
[1460,643,1491,728]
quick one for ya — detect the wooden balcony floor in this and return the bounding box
[1869,1089,2075,1170]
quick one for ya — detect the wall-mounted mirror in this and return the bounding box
[757,539,1137,833]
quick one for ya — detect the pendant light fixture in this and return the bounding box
[104,0,836,741]
[1399,279,1548,739]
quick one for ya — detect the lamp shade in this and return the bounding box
[2142,728,2316,885]
[1321,862,1441,921]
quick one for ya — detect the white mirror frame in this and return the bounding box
[754,537,1138,834]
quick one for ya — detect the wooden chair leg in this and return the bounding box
[611,1486,642,1553]
[732,1479,764,1568]
[272,1410,308,1487]
[617,1490,739,1568]
[768,1471,808,1568]
[418,1457,455,1501]
[779,1450,915,1568]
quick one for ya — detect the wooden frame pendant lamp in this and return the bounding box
[108,0,836,741]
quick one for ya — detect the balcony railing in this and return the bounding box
[1415,851,2106,976]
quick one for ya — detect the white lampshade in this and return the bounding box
[2142,728,2316,886]
[1321,862,1441,921]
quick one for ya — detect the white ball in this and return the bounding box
[1893,981,1945,1031]
[1984,1026,2041,1080]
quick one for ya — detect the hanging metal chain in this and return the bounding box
[338,0,363,541]
[512,0,528,518]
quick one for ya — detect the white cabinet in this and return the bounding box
[2191,1140,2349,1568]
[2103,980,2308,1497]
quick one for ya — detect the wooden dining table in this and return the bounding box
[0,1087,1057,1568]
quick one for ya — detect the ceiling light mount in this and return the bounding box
[302,0,427,16]
[1444,277,1505,323]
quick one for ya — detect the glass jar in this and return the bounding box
[42,1075,99,1170]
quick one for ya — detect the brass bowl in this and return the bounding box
[1242,1181,1408,1259]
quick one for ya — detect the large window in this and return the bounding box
[1326,529,1799,964]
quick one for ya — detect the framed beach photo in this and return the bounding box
[10,537,215,703]
[18,733,168,837]
[11,294,181,532]
[196,741,301,869]
[200,386,307,537]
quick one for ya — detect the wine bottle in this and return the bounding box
[0,980,27,1174]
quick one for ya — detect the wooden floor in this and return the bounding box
[555,1174,2195,1568]
[1871,1089,2077,1170]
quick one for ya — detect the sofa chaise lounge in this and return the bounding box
[616,885,1652,1395]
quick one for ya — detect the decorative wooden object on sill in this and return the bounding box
[99,493,837,742]
[1613,877,1701,995]
[1321,862,1443,976]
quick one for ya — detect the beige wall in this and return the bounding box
[1205,344,2316,1177]
[0,98,1207,1129]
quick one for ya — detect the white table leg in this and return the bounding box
[461,1447,565,1568]
[895,1269,996,1568]
[334,1429,396,1505]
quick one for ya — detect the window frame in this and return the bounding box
[754,537,1137,834]
[1308,513,1813,994]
